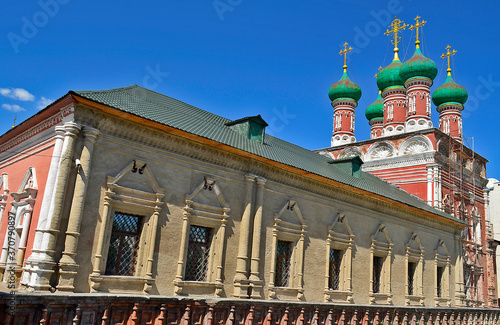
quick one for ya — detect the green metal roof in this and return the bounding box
[72,85,466,226]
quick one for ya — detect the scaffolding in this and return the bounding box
[442,135,484,307]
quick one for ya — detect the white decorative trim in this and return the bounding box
[362,151,435,171]
[366,142,396,161]
[324,213,354,303]
[174,177,230,297]
[0,105,74,153]
[398,136,433,156]
[268,199,307,301]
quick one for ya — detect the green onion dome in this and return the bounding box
[365,92,384,121]
[400,48,438,82]
[376,59,404,91]
[432,75,468,107]
[328,72,362,102]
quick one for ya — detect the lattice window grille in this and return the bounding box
[275,240,293,287]
[185,225,212,281]
[408,262,416,295]
[329,249,342,290]
[373,256,383,293]
[105,212,142,276]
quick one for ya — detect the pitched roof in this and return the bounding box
[72,85,466,225]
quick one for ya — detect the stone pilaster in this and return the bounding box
[249,177,266,298]
[57,126,99,292]
[22,127,65,289]
[23,122,81,291]
[233,174,256,298]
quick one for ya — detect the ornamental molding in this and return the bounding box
[0,104,74,154]
[75,105,456,229]
[339,147,362,159]
[363,152,436,171]
[398,136,433,156]
[332,99,357,109]
[404,78,432,88]
[366,142,396,160]
[382,87,406,97]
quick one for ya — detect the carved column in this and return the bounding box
[22,127,65,289]
[29,122,81,290]
[90,195,112,277]
[58,127,99,291]
[173,207,191,294]
[249,177,266,298]
[233,174,256,298]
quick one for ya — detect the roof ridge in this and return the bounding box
[73,84,139,94]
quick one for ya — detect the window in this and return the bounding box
[268,200,307,301]
[89,160,165,294]
[105,212,142,276]
[408,262,416,296]
[405,233,424,305]
[437,266,444,298]
[369,224,393,305]
[324,213,354,303]
[434,239,450,306]
[275,240,293,287]
[328,249,342,290]
[185,226,211,281]
[174,177,230,297]
[373,256,383,293]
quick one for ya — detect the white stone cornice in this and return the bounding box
[0,105,74,154]
[363,151,436,172]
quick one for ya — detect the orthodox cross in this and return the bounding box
[339,42,352,73]
[409,15,426,48]
[11,115,16,129]
[384,16,407,59]
[441,45,457,76]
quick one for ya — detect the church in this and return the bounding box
[316,16,495,308]
[0,16,498,324]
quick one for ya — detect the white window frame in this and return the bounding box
[324,213,354,303]
[174,177,230,297]
[369,224,393,305]
[90,160,165,294]
[434,239,451,307]
[405,233,424,306]
[268,200,307,301]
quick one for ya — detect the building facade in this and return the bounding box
[0,83,494,323]
[318,16,496,307]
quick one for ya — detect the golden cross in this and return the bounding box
[339,42,352,73]
[374,66,383,78]
[441,45,457,76]
[409,15,426,48]
[11,115,16,129]
[384,16,407,59]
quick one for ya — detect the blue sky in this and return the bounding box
[1,0,499,178]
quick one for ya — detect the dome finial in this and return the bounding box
[339,42,352,73]
[384,16,407,61]
[441,45,457,76]
[409,15,426,49]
